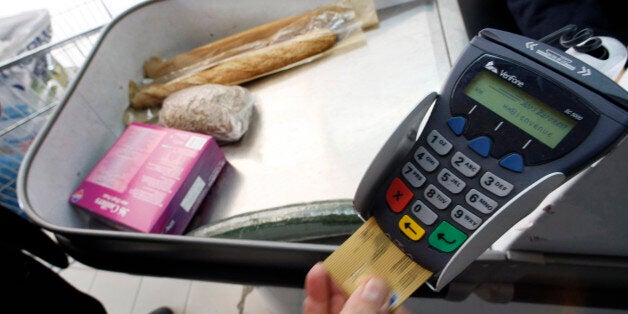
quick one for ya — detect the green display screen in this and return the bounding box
[464,71,576,148]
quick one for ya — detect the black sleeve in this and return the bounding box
[1,206,106,313]
[506,0,626,45]
[0,207,68,268]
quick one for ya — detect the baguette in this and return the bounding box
[130,28,337,109]
[143,4,350,79]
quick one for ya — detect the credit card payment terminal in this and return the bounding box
[354,28,628,291]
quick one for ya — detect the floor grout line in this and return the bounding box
[86,269,99,293]
[130,276,145,314]
[237,285,254,314]
[85,269,98,294]
[182,280,194,314]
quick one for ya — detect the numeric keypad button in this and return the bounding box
[451,205,482,230]
[450,152,481,177]
[427,130,453,156]
[401,162,426,188]
[480,172,514,197]
[437,168,466,194]
[410,200,437,225]
[424,184,451,210]
[414,146,439,172]
[465,189,498,214]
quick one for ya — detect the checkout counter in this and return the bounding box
[12,0,628,309]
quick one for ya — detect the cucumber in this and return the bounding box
[187,199,362,243]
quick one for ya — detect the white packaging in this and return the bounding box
[0,10,55,114]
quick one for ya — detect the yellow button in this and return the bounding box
[398,215,425,241]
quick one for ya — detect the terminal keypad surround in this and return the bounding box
[386,117,517,254]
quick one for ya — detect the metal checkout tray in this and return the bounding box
[16,0,628,306]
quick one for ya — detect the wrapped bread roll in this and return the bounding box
[159,84,254,143]
[143,4,352,79]
[130,28,337,109]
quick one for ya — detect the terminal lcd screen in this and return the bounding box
[464,71,576,148]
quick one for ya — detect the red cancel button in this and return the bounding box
[386,177,414,213]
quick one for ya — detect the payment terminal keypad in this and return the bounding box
[385,117,516,255]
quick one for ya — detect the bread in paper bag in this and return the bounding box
[158,84,254,143]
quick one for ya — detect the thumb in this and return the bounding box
[341,277,391,314]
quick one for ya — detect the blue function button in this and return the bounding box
[468,136,492,158]
[447,116,467,135]
[499,153,524,173]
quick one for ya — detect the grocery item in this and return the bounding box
[143,4,351,80]
[128,0,377,109]
[130,29,336,108]
[69,123,226,234]
[187,199,361,243]
[159,84,254,143]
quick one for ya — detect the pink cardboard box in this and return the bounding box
[69,122,226,234]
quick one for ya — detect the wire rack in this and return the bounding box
[0,0,116,216]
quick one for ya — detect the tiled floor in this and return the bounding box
[55,256,627,314]
[58,258,301,314]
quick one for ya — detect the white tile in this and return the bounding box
[237,286,272,314]
[184,280,245,314]
[244,286,303,314]
[59,267,97,293]
[131,276,191,314]
[67,258,95,270]
[89,270,142,314]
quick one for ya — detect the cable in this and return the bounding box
[538,24,606,58]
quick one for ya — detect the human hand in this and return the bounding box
[303,262,410,314]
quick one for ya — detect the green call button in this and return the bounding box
[428,221,467,252]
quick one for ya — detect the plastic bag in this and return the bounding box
[0,10,68,117]
[158,84,254,143]
[0,9,68,217]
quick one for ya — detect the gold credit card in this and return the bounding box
[323,217,433,310]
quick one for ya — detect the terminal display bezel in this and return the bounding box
[450,55,599,165]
